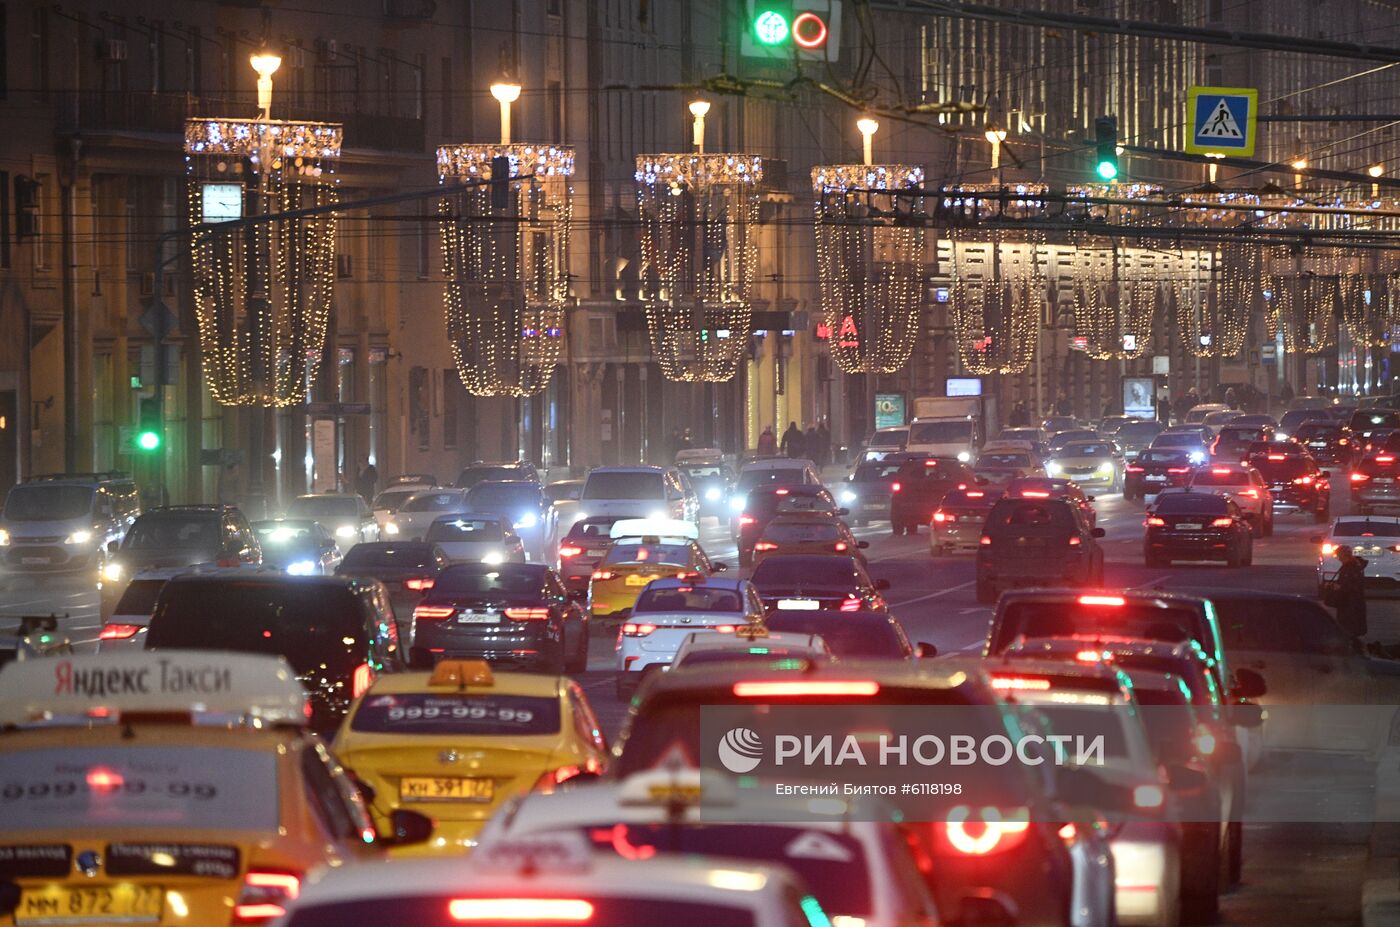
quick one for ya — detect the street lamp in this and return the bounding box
[1292,158,1308,190]
[984,125,1008,172]
[688,99,711,154]
[490,79,523,145]
[1369,163,1384,198]
[249,49,282,121]
[856,116,879,166]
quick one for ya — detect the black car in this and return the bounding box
[145,573,403,733]
[454,460,539,490]
[1144,491,1253,567]
[930,487,1001,554]
[336,541,450,637]
[888,454,980,536]
[840,459,903,525]
[410,562,586,674]
[975,497,1104,604]
[736,485,839,567]
[1248,449,1331,520]
[1350,452,1400,514]
[765,609,930,660]
[557,515,624,597]
[1347,408,1400,445]
[1123,448,1195,502]
[1291,421,1357,468]
[749,553,889,613]
[1211,424,1273,462]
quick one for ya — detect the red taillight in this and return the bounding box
[1211,517,1235,527]
[1212,467,1231,474]
[840,595,862,612]
[1352,472,1371,482]
[99,623,141,640]
[932,511,949,523]
[833,541,849,551]
[1240,488,1259,497]
[591,570,615,581]
[404,576,435,591]
[891,482,902,493]
[966,490,985,498]
[933,806,1031,856]
[504,607,550,621]
[414,605,457,621]
[1321,542,1337,555]
[1267,453,1287,461]
[1167,467,1191,474]
[533,761,598,793]
[1067,535,1081,547]
[738,515,756,527]
[753,541,779,552]
[449,900,594,922]
[775,488,790,495]
[1292,477,1313,486]
[621,623,657,637]
[732,680,880,697]
[1058,823,1077,841]
[1194,724,1218,756]
[1021,490,1050,498]
[1079,594,1125,606]
[1145,516,1166,527]
[1126,465,1144,473]
[558,545,584,558]
[1380,455,1396,464]
[86,767,124,791]
[233,871,301,924]
[990,675,1051,691]
[351,663,372,699]
[979,535,991,545]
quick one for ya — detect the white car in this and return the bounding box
[1180,463,1274,535]
[279,831,821,927]
[475,769,950,927]
[424,514,526,565]
[1183,403,1231,427]
[672,625,830,669]
[384,489,471,541]
[1317,514,1400,589]
[579,466,698,524]
[615,575,765,699]
[371,481,436,531]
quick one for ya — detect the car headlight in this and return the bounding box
[704,487,723,502]
[957,451,971,463]
[0,529,9,546]
[1097,463,1114,476]
[730,495,747,513]
[65,529,93,545]
[482,550,506,565]
[335,525,357,539]
[1188,451,1206,464]
[1276,432,1288,442]
[384,522,400,536]
[286,559,318,576]
[839,490,857,504]
[1046,462,1062,475]
[101,561,124,583]
[514,513,538,530]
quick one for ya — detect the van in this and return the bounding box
[0,472,139,578]
[578,466,697,524]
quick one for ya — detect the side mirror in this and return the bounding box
[1228,701,1265,729]
[836,507,850,516]
[383,809,435,847]
[107,540,120,554]
[1309,535,1325,545]
[916,641,938,659]
[1091,527,1106,538]
[1231,667,1267,700]
[857,540,870,549]
[875,578,891,591]
[1166,764,1208,794]
[711,562,729,573]
[948,891,1018,927]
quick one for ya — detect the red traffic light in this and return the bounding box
[792,11,828,48]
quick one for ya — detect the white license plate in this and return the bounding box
[1377,478,1396,485]
[20,557,49,565]
[1146,475,1166,482]
[1177,523,1203,530]
[776,599,820,610]
[456,612,499,624]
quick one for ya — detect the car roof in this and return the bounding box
[764,609,898,627]
[639,658,983,701]
[644,576,745,592]
[362,669,564,698]
[741,458,816,470]
[589,466,669,474]
[166,572,360,589]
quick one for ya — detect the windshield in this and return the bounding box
[603,543,691,566]
[751,557,859,587]
[765,614,906,658]
[1057,443,1114,457]
[401,492,467,513]
[634,585,745,613]
[1116,422,1164,440]
[349,693,560,736]
[978,454,1032,468]
[287,496,359,518]
[870,428,908,447]
[124,515,220,549]
[340,544,438,571]
[434,565,544,597]
[465,482,540,509]
[426,518,504,543]
[371,489,420,511]
[3,485,94,522]
[583,471,664,500]
[908,421,973,444]
[1333,521,1400,538]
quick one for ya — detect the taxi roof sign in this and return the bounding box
[429,659,495,689]
[0,651,308,727]
[618,768,738,808]
[609,519,700,542]
[473,831,595,874]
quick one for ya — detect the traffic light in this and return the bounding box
[1094,116,1119,181]
[136,397,162,453]
[742,1,842,61]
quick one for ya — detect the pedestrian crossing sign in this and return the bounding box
[1186,86,1257,156]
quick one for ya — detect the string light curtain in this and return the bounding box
[811,164,927,374]
[1341,273,1400,348]
[635,154,764,382]
[1267,271,1337,354]
[947,230,1043,375]
[1202,242,1257,357]
[185,118,342,406]
[437,144,575,397]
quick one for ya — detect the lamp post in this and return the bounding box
[1369,163,1384,198]
[250,50,282,121]
[688,99,711,154]
[984,125,1008,174]
[857,116,879,166]
[490,79,523,145]
[1292,158,1308,190]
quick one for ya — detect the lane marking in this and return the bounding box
[889,580,975,607]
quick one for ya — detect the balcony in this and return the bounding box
[56,92,425,154]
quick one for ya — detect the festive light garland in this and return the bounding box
[1267,269,1336,355]
[811,164,927,374]
[185,118,341,407]
[1341,272,1400,348]
[437,146,574,397]
[1201,242,1256,358]
[635,153,764,382]
[947,230,1042,375]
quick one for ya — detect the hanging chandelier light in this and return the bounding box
[947,230,1043,375]
[184,48,343,407]
[635,100,764,382]
[436,77,575,397]
[811,116,927,374]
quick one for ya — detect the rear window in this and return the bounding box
[765,615,907,658]
[564,517,622,541]
[287,497,359,518]
[870,429,908,447]
[992,601,1207,654]
[124,515,220,549]
[147,580,368,676]
[113,578,165,617]
[545,482,582,502]
[1136,450,1190,466]
[854,462,902,481]
[737,467,809,490]
[1190,470,1249,487]
[680,465,725,479]
[760,519,841,543]
[1153,493,1229,514]
[349,693,560,736]
[401,492,466,513]
[1350,411,1400,431]
[1295,424,1342,440]
[284,898,756,927]
[340,544,438,570]
[0,745,277,833]
[455,467,519,489]
[1279,410,1325,431]
[978,454,1031,468]
[748,491,835,517]
[1153,433,1204,447]
[434,565,544,597]
[751,557,859,587]
[1117,422,1164,440]
[603,543,691,566]
[426,518,504,543]
[1333,521,1400,538]
[634,586,746,613]
[1254,458,1311,480]
[987,500,1074,529]
[465,482,539,508]
[582,471,664,500]
[1218,427,1264,442]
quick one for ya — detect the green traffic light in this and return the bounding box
[754,9,789,44]
[137,430,161,451]
[1096,160,1119,181]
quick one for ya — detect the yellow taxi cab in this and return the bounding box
[586,519,725,620]
[0,651,432,927]
[333,660,608,855]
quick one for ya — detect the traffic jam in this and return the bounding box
[0,399,1396,927]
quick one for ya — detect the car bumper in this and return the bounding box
[932,524,985,550]
[1145,532,1237,560]
[0,544,101,573]
[411,622,561,669]
[1129,476,1187,494]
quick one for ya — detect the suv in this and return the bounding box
[100,505,259,618]
[976,497,1104,603]
[888,454,979,535]
[580,466,697,524]
[285,493,379,546]
[145,573,403,732]
[0,472,139,579]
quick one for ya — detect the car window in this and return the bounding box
[426,518,505,543]
[1154,494,1229,515]
[2,484,95,522]
[603,543,692,566]
[340,544,439,570]
[434,565,545,596]
[401,492,467,513]
[1057,442,1114,456]
[1333,521,1400,538]
[634,585,745,613]
[465,482,541,508]
[582,471,665,500]
[287,497,360,518]
[751,557,859,586]
[988,500,1074,529]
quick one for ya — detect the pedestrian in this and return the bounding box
[1278,380,1295,403]
[804,423,819,462]
[1009,402,1030,428]
[1157,394,1171,424]
[757,425,778,457]
[355,461,378,504]
[1325,545,1369,639]
[1224,386,1239,410]
[815,420,832,468]
[679,428,693,452]
[781,421,805,459]
[666,427,683,462]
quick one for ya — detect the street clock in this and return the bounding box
[201,182,243,224]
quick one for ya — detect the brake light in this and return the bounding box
[1075,649,1106,662]
[448,899,594,922]
[1212,467,1230,474]
[1211,517,1235,528]
[413,605,456,621]
[1167,467,1192,474]
[404,576,435,591]
[840,595,862,612]
[1267,453,1287,461]
[621,623,657,637]
[1352,473,1371,483]
[233,871,301,924]
[966,490,985,498]
[1058,823,1077,841]
[713,625,737,633]
[1380,455,1395,464]
[1067,535,1081,547]
[834,541,849,552]
[990,675,1052,691]
[979,535,991,545]
[1292,476,1313,486]
[1145,516,1166,527]
[558,545,584,558]
[753,541,779,552]
[732,680,880,697]
[1021,490,1051,498]
[1321,542,1337,556]
[504,607,551,621]
[351,663,372,699]
[1126,465,1144,473]
[591,570,615,581]
[934,806,1031,856]
[738,515,756,527]
[86,767,124,791]
[99,623,141,640]
[533,761,599,793]
[1079,594,1125,606]
[891,482,902,493]
[1133,784,1165,809]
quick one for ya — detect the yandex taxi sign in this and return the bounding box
[742,0,843,62]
